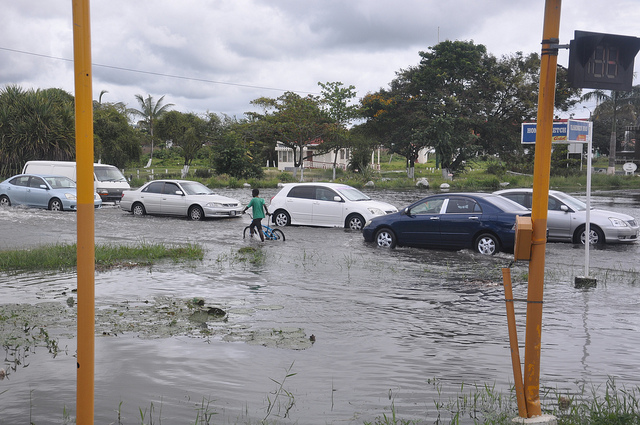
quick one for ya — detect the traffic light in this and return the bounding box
[568,30,640,91]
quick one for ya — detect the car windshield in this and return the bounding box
[44,176,76,189]
[180,181,215,196]
[489,195,529,212]
[336,187,370,201]
[94,166,127,182]
[553,192,586,211]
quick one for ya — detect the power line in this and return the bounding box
[0,46,320,96]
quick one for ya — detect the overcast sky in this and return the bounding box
[1,0,639,119]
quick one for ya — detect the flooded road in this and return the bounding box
[1,188,639,424]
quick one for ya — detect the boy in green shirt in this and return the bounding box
[243,189,270,241]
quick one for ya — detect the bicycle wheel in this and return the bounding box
[243,226,252,239]
[270,228,285,241]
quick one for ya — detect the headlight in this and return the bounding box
[367,207,385,215]
[65,193,77,200]
[609,217,629,227]
[205,202,224,208]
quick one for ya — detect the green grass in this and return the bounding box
[0,242,204,272]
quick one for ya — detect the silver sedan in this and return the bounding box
[494,188,639,244]
[121,179,243,221]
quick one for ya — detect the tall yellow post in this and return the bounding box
[523,0,561,417]
[72,0,95,423]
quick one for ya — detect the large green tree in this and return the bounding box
[582,86,640,172]
[93,104,142,168]
[361,41,581,177]
[156,111,209,167]
[0,85,75,176]
[318,81,359,179]
[129,94,173,162]
[250,91,331,179]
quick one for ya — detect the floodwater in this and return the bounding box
[1,188,640,424]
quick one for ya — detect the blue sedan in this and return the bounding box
[0,174,81,211]
[362,193,530,255]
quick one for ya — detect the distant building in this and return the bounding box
[276,140,351,171]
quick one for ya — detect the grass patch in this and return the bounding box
[0,242,204,272]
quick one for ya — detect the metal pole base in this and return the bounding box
[575,276,597,288]
[512,414,557,424]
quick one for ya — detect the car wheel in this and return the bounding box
[274,210,291,226]
[475,233,499,255]
[132,202,146,217]
[375,228,397,248]
[49,198,63,211]
[189,205,204,221]
[346,214,365,230]
[575,225,605,245]
[0,195,10,207]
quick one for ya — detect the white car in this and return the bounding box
[121,180,243,221]
[494,188,639,244]
[269,182,398,230]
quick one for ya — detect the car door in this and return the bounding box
[393,197,445,246]
[311,186,344,226]
[140,181,164,214]
[26,176,51,208]
[6,176,30,204]
[438,197,485,248]
[160,182,187,216]
[283,185,315,225]
[546,195,572,240]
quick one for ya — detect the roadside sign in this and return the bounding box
[521,119,590,144]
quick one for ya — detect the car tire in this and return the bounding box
[273,210,291,226]
[575,225,605,245]
[475,233,499,255]
[346,214,365,230]
[375,228,397,248]
[49,198,63,211]
[0,195,10,207]
[132,202,146,217]
[189,205,204,221]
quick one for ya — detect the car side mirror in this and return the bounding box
[176,190,184,196]
[403,207,411,216]
[560,205,569,212]
[333,196,342,202]
[40,185,48,190]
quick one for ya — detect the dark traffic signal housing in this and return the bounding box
[568,30,640,91]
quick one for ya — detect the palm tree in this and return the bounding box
[129,94,174,161]
[582,87,640,173]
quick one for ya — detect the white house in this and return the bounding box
[276,140,351,171]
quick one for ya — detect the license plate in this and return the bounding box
[230,211,236,216]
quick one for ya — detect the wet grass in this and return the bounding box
[0,242,204,272]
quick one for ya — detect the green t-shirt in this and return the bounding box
[247,197,266,219]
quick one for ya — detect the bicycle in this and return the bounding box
[243,212,285,241]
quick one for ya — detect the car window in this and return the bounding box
[502,193,530,209]
[29,177,46,188]
[144,182,164,193]
[181,181,213,195]
[548,196,565,211]
[446,198,481,213]
[10,176,30,187]
[410,198,444,214]
[287,185,316,199]
[335,187,370,201]
[316,187,338,201]
[163,182,181,195]
[44,177,76,189]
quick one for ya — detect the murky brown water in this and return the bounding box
[1,188,639,424]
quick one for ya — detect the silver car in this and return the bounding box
[494,188,638,244]
[121,179,243,221]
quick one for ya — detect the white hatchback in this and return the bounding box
[269,183,398,230]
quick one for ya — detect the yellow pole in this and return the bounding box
[502,267,527,418]
[523,0,561,417]
[72,0,95,423]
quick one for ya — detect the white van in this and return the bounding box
[22,160,130,202]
